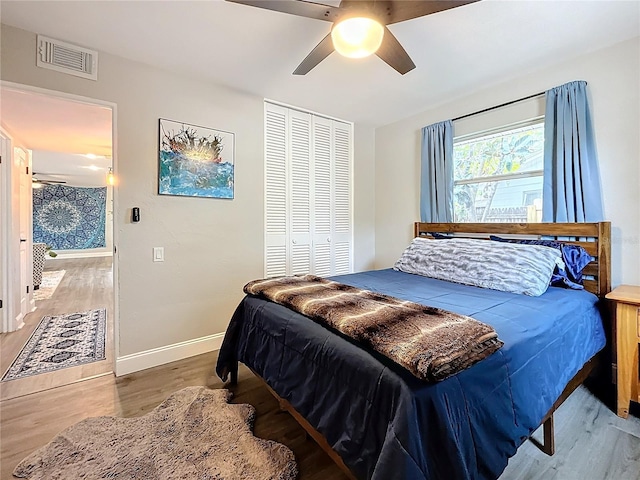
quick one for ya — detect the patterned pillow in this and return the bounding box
[393,237,563,296]
[489,236,593,289]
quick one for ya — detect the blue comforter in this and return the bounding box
[216,269,606,480]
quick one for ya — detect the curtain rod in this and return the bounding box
[452,91,545,122]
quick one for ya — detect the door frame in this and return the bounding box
[0,81,119,363]
[0,127,12,332]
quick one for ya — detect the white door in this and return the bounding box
[16,147,31,321]
[0,133,31,332]
[331,121,352,275]
[288,109,312,275]
[312,118,352,276]
[265,103,288,278]
[264,102,353,278]
[311,116,333,277]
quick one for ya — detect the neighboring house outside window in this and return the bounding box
[453,119,544,223]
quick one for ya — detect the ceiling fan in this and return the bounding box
[227,0,478,75]
[32,173,67,188]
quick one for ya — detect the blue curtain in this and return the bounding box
[420,120,454,222]
[542,81,603,222]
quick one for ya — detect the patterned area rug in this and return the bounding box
[33,270,66,301]
[14,387,298,480]
[1,309,106,382]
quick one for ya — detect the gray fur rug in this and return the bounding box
[14,386,298,480]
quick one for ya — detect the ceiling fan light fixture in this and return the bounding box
[331,17,384,59]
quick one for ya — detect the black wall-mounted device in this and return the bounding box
[132,207,140,223]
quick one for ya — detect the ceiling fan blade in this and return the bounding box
[33,179,67,184]
[293,33,334,75]
[384,0,479,25]
[32,173,68,184]
[375,26,415,74]
[225,0,340,22]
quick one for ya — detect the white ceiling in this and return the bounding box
[1,1,638,126]
[0,86,112,186]
[32,150,112,187]
[0,87,113,156]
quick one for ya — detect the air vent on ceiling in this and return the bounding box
[36,35,98,81]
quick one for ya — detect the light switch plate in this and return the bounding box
[153,247,164,262]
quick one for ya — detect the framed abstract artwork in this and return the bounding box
[158,118,235,199]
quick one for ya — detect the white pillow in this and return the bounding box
[393,237,563,296]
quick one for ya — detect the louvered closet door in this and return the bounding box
[264,104,288,277]
[265,102,353,278]
[332,121,353,275]
[288,110,312,275]
[311,116,333,277]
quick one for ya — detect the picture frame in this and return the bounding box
[158,118,235,199]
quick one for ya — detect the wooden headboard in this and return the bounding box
[414,222,611,298]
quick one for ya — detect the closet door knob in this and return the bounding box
[327,237,331,243]
[292,239,297,244]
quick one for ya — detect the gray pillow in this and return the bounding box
[393,237,563,296]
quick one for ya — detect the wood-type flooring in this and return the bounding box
[2,350,639,479]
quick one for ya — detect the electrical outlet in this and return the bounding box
[153,247,164,262]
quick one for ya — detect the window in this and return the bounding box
[453,120,544,223]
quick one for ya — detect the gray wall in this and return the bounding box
[374,37,640,287]
[1,24,376,359]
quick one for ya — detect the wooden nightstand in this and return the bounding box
[606,285,640,418]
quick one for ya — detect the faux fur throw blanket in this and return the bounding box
[244,275,504,382]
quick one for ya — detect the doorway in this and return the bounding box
[0,83,117,400]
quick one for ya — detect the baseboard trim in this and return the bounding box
[51,251,113,259]
[115,332,224,376]
[12,313,25,332]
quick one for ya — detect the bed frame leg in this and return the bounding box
[542,415,555,456]
[230,365,238,385]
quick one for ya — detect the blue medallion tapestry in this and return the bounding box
[33,185,107,250]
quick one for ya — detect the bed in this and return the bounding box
[217,222,611,480]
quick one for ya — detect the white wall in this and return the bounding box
[353,123,376,271]
[375,37,640,287]
[1,24,376,363]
